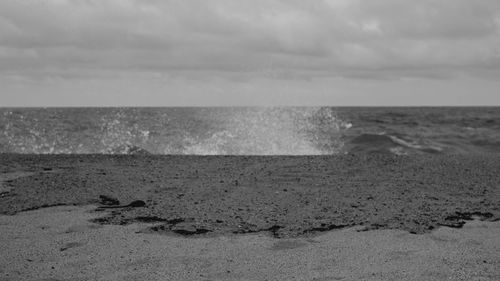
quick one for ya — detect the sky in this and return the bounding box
[1,0,500,106]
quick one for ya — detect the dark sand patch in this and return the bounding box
[0,154,499,238]
[59,242,84,252]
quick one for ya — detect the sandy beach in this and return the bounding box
[1,154,500,280]
[1,205,499,281]
[1,154,499,236]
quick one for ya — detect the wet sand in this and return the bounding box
[1,205,499,281]
[1,154,499,237]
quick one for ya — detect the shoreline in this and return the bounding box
[1,153,499,238]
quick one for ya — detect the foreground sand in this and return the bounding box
[1,205,499,281]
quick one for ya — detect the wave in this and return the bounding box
[179,107,351,155]
[0,107,350,155]
[2,107,498,155]
[346,133,443,155]
[107,144,152,155]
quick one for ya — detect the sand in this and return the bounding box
[1,154,499,237]
[1,205,499,281]
[1,154,500,280]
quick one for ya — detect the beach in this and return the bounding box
[1,205,499,281]
[1,154,499,236]
[1,154,500,280]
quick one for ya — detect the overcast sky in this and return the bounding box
[1,0,500,106]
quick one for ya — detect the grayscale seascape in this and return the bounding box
[1,1,500,281]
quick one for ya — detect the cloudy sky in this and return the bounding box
[1,0,500,106]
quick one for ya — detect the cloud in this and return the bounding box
[0,0,499,81]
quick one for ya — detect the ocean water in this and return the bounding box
[0,107,499,155]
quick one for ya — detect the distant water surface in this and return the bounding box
[0,107,499,155]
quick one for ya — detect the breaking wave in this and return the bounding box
[0,107,351,155]
[345,133,443,155]
[180,107,351,155]
[2,107,499,155]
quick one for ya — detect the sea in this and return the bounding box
[0,107,499,155]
